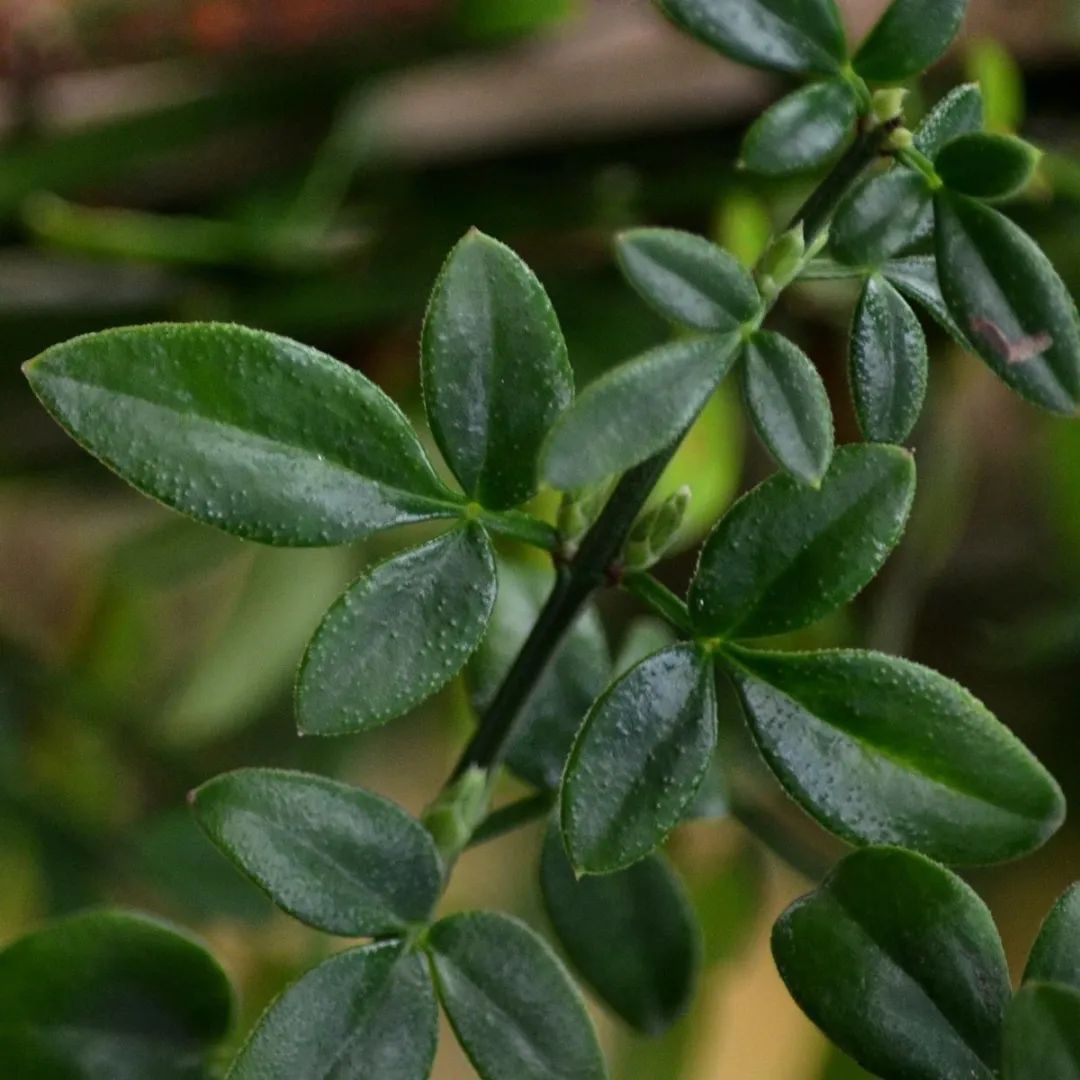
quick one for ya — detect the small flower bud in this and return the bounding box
[871,87,909,125]
[422,766,490,862]
[623,485,691,571]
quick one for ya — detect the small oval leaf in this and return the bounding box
[1004,982,1080,1080]
[297,525,497,735]
[561,643,716,874]
[936,132,1041,200]
[192,768,442,936]
[229,943,436,1080]
[1024,883,1080,990]
[773,847,1010,1080]
[743,331,834,486]
[427,911,606,1080]
[882,254,973,349]
[422,230,573,510]
[854,0,967,81]
[727,646,1065,863]
[830,168,932,268]
[914,83,984,161]
[22,323,460,546]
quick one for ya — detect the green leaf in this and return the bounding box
[914,83,985,161]
[541,334,740,492]
[936,132,1041,200]
[882,254,973,348]
[935,191,1080,414]
[830,168,932,267]
[743,331,834,486]
[0,910,232,1080]
[422,230,573,510]
[690,444,914,639]
[297,525,496,735]
[773,847,1010,1080]
[426,911,606,1080]
[561,643,716,874]
[740,79,856,177]
[229,943,436,1080]
[23,323,460,546]
[540,822,699,1034]
[854,0,967,81]
[727,646,1065,863]
[469,560,610,790]
[850,275,928,442]
[1024,883,1080,989]
[1004,983,1080,1080]
[657,0,847,75]
[615,228,761,332]
[191,768,441,936]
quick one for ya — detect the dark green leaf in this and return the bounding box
[882,254,973,348]
[740,79,856,177]
[727,646,1065,863]
[914,83,984,161]
[541,334,740,492]
[23,323,460,546]
[850,275,928,442]
[830,168,932,267]
[229,943,436,1080]
[935,191,1080,413]
[743,331,834,486]
[615,228,761,332]
[853,0,967,81]
[936,132,1041,200]
[540,822,699,1034]
[561,643,716,874]
[689,444,914,640]
[0,910,232,1080]
[1004,982,1080,1080]
[1024,883,1080,989]
[422,230,572,510]
[773,847,1010,1080]
[192,768,441,936]
[297,525,496,735]
[657,0,847,75]
[427,911,606,1080]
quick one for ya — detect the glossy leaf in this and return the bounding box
[850,274,928,442]
[191,769,441,936]
[657,0,847,75]
[740,78,855,177]
[854,0,967,81]
[1024,883,1080,989]
[914,83,985,161]
[0,910,232,1079]
[773,847,1010,1080]
[882,254,972,348]
[830,168,932,268]
[935,191,1080,413]
[541,333,740,492]
[297,525,496,735]
[229,943,436,1080]
[540,822,699,1034]
[23,323,460,546]
[1004,982,1080,1080]
[690,444,914,640]
[743,331,834,486]
[728,646,1065,863]
[427,911,606,1080]
[422,230,572,510]
[936,132,1041,200]
[615,228,761,332]
[561,643,716,874]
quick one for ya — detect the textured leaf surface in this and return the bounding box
[882,254,972,348]
[192,769,441,936]
[297,525,496,735]
[0,910,232,1080]
[427,912,606,1080]
[773,847,1010,1080]
[422,230,572,510]
[689,444,915,640]
[743,331,834,486]
[850,275,928,442]
[615,228,760,331]
[542,334,739,491]
[831,168,932,268]
[561,644,716,874]
[1004,983,1080,1080]
[914,83,984,161]
[854,0,967,81]
[23,323,459,546]
[936,132,1041,200]
[729,646,1065,863]
[229,943,436,1080]
[540,823,699,1034]
[1024,883,1080,989]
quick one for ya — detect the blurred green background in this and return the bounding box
[4,1,1080,1076]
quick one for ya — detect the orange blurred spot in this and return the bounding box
[191,0,250,51]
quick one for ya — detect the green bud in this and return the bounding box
[756,225,806,300]
[422,765,490,862]
[887,126,914,152]
[558,480,614,546]
[623,485,691,571]
[871,87,909,125]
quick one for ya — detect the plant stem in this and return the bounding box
[476,507,560,551]
[622,571,694,634]
[468,791,556,848]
